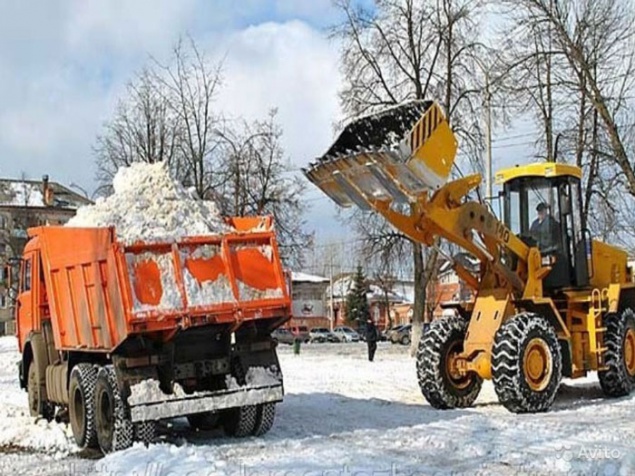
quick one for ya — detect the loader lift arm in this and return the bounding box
[306,99,635,414]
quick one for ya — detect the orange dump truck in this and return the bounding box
[15,217,290,453]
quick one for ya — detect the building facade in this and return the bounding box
[288,272,331,329]
[0,176,91,333]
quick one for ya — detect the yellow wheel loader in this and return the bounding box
[305,100,635,413]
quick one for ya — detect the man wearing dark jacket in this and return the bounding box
[365,318,379,362]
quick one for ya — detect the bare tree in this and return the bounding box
[95,68,181,193]
[153,38,225,198]
[215,110,311,267]
[332,0,486,350]
[498,0,635,249]
[93,40,312,263]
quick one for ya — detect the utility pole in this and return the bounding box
[485,71,493,202]
[473,53,495,203]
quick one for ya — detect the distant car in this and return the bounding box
[272,328,295,345]
[390,324,412,345]
[332,326,361,343]
[309,327,339,343]
[384,324,405,344]
[288,325,310,343]
[381,324,404,341]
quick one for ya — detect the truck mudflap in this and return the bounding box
[127,382,284,422]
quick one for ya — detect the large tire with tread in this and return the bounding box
[492,313,562,413]
[252,403,276,436]
[135,421,158,445]
[222,406,258,437]
[187,411,220,431]
[599,309,635,397]
[94,366,134,453]
[416,315,482,409]
[69,364,98,448]
[27,362,54,421]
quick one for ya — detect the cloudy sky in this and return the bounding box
[0,1,537,244]
[0,0,352,237]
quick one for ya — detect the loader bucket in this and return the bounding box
[305,100,457,209]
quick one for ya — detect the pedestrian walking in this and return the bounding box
[292,327,302,355]
[365,317,379,362]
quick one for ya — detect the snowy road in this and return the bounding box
[0,337,634,475]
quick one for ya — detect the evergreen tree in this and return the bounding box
[345,265,370,324]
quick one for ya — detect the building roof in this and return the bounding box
[327,274,407,303]
[292,271,329,283]
[0,178,91,210]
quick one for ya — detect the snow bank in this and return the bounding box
[0,337,76,459]
[67,162,231,244]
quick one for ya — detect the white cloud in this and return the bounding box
[0,2,346,237]
[212,21,342,167]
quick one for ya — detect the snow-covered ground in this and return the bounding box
[0,336,634,475]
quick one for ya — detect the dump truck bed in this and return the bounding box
[26,217,290,353]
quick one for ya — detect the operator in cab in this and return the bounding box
[530,202,561,252]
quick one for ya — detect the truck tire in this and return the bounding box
[69,364,98,448]
[27,362,54,421]
[94,366,134,453]
[599,309,635,397]
[187,411,220,431]
[135,421,158,445]
[492,313,562,413]
[252,403,276,436]
[222,406,258,437]
[416,315,482,409]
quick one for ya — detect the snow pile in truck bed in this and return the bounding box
[66,162,231,244]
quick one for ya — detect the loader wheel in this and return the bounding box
[27,362,54,421]
[222,406,258,437]
[416,315,482,409]
[69,364,98,449]
[492,314,562,413]
[94,366,134,453]
[252,403,276,436]
[599,309,635,397]
[187,411,220,431]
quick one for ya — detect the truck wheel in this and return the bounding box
[492,313,562,413]
[252,403,276,436]
[135,421,158,445]
[416,315,482,409]
[599,309,635,397]
[222,406,258,437]
[69,364,98,448]
[27,362,54,421]
[94,366,134,453]
[187,411,220,431]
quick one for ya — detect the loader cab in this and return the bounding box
[496,163,589,291]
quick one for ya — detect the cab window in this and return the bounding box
[22,259,32,292]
